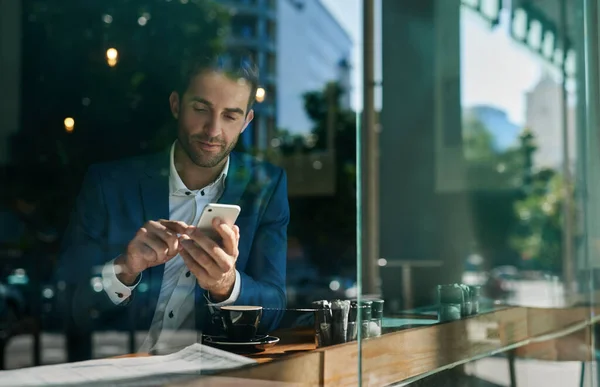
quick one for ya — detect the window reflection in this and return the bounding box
[0,0,598,385]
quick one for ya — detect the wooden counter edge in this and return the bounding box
[200,306,600,387]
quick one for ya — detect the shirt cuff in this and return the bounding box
[206,270,241,306]
[101,258,141,305]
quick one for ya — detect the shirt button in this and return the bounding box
[115,292,123,299]
[200,190,205,196]
[169,310,174,318]
[185,191,191,196]
[185,271,191,278]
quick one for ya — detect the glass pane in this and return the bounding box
[358,0,599,385]
[4,0,598,384]
[1,0,362,384]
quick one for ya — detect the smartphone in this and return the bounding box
[197,203,241,236]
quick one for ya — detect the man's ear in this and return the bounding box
[241,109,254,133]
[169,92,180,119]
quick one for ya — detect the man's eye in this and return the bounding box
[225,115,236,121]
[193,106,207,112]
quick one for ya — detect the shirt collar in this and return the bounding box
[168,141,229,195]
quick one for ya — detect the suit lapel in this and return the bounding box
[138,150,170,329]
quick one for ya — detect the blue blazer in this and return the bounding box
[56,150,289,334]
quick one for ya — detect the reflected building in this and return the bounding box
[219,0,352,149]
[277,0,352,135]
[218,0,278,150]
[525,74,576,170]
[464,105,521,151]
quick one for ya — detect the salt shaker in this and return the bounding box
[437,284,464,304]
[437,284,464,322]
[369,299,384,337]
[439,303,462,321]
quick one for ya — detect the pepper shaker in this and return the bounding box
[331,300,350,344]
[468,285,481,315]
[460,284,472,317]
[312,300,332,347]
[347,302,358,341]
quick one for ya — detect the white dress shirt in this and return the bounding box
[101,142,241,353]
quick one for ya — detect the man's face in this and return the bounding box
[170,71,254,168]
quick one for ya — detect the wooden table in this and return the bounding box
[113,305,600,386]
[245,328,316,364]
[113,328,317,363]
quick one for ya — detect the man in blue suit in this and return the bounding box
[57,55,288,355]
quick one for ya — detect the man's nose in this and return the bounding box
[203,113,221,138]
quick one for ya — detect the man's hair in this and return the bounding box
[177,54,260,112]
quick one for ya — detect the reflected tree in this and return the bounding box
[462,111,496,163]
[463,114,524,269]
[462,115,567,273]
[510,170,572,273]
[275,83,357,274]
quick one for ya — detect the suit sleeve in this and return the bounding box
[55,166,129,332]
[234,169,289,333]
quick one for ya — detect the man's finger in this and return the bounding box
[132,239,157,261]
[141,233,169,262]
[212,218,238,258]
[180,239,220,278]
[180,249,211,283]
[148,221,179,257]
[187,228,234,273]
[159,220,189,235]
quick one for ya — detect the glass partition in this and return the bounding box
[0,0,363,384]
[358,0,600,385]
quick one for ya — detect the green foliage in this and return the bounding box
[462,114,528,189]
[462,115,566,273]
[510,171,570,273]
[463,111,496,163]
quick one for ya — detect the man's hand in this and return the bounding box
[115,220,189,285]
[179,217,240,302]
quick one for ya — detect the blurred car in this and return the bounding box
[0,200,63,333]
[0,281,26,340]
[490,265,519,281]
[484,265,519,301]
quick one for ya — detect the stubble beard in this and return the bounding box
[178,132,239,168]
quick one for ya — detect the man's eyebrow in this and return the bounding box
[190,97,245,116]
[224,107,245,115]
[190,97,213,106]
